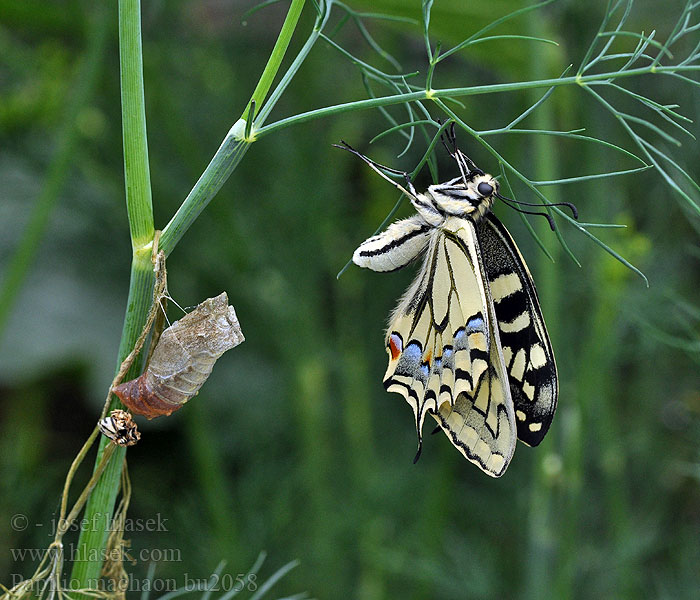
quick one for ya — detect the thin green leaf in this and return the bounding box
[577,222,627,228]
[458,34,559,48]
[620,112,684,146]
[481,126,649,164]
[156,586,209,600]
[640,138,700,197]
[422,0,434,62]
[498,164,554,262]
[605,82,696,141]
[518,210,555,262]
[597,30,672,58]
[666,70,700,89]
[552,220,582,267]
[201,562,227,600]
[578,224,649,285]
[320,33,417,80]
[584,85,700,215]
[352,14,402,71]
[438,0,558,63]
[581,0,635,74]
[502,66,573,130]
[531,164,651,185]
[369,120,435,144]
[241,0,286,23]
[333,2,418,25]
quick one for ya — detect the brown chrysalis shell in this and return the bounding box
[112,292,244,419]
[99,409,141,446]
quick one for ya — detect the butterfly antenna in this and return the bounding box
[334,140,418,199]
[496,193,579,220]
[498,196,558,231]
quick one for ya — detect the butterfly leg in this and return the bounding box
[437,122,483,183]
[334,140,419,199]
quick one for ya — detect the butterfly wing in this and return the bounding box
[476,214,558,446]
[383,216,517,477]
[353,215,432,272]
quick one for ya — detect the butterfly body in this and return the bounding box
[352,158,557,477]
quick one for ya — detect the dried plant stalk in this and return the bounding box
[112,292,244,418]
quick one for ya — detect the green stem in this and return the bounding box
[71,0,310,586]
[70,0,154,591]
[256,64,692,137]
[159,125,251,257]
[70,254,154,593]
[118,0,154,249]
[160,0,312,257]
[243,0,306,123]
[0,4,110,339]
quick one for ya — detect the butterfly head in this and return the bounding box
[425,171,499,221]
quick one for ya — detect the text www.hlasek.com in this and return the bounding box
[10,545,181,563]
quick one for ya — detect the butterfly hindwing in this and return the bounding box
[383,217,517,477]
[476,214,558,446]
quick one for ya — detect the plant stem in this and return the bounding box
[118,0,154,248]
[71,0,311,586]
[70,0,155,591]
[160,0,308,257]
[69,254,154,593]
[159,124,251,257]
[243,0,306,123]
[256,64,695,137]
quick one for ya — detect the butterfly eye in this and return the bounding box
[477,182,494,196]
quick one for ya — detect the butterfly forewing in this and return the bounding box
[476,214,557,446]
[383,217,517,476]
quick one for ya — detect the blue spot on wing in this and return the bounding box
[467,315,484,332]
[404,342,422,360]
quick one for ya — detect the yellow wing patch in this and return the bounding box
[383,217,516,476]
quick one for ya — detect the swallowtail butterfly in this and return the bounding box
[345,132,566,477]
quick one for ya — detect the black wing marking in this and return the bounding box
[476,214,558,446]
[383,218,517,476]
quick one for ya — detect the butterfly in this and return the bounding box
[342,131,570,477]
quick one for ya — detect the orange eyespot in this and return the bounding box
[388,333,403,360]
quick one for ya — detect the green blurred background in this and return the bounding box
[1,1,699,598]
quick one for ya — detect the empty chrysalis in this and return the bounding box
[99,409,141,446]
[112,292,244,419]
